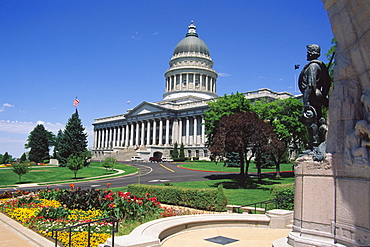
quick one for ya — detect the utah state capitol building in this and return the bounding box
[92,22,293,161]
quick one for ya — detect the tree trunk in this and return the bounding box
[239,151,245,187]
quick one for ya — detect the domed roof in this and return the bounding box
[173,22,210,56]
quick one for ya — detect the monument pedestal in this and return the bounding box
[287,154,344,247]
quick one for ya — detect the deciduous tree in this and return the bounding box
[12,162,31,183]
[209,111,278,184]
[67,154,85,179]
[204,92,252,146]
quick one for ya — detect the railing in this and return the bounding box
[236,195,294,214]
[51,217,119,247]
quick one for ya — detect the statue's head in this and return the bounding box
[355,120,368,135]
[306,44,321,61]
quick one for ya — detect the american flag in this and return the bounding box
[74,98,80,107]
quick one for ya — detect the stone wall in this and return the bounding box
[323,0,370,246]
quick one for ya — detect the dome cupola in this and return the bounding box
[173,21,210,56]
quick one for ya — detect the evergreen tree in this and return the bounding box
[179,143,185,159]
[25,124,54,163]
[172,142,179,158]
[224,152,240,167]
[1,152,10,164]
[20,153,27,163]
[57,110,88,165]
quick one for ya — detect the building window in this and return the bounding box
[182,74,187,86]
[195,150,199,157]
[204,150,208,157]
[187,150,192,157]
[195,74,200,87]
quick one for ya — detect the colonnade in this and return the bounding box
[93,115,206,150]
[166,73,216,93]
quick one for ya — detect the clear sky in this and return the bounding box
[0,0,334,158]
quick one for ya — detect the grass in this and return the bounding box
[178,161,294,173]
[175,162,294,205]
[0,161,138,186]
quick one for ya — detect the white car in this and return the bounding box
[131,156,144,162]
[162,157,174,162]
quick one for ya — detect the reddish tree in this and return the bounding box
[209,111,279,184]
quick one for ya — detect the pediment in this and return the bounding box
[126,102,167,117]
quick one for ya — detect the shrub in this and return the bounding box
[192,157,199,161]
[128,184,227,211]
[270,183,294,210]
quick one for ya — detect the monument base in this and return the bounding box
[287,154,344,247]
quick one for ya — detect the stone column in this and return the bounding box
[172,118,178,144]
[165,118,170,146]
[120,125,126,147]
[193,116,198,145]
[130,123,134,147]
[93,129,97,149]
[117,127,121,147]
[146,120,151,146]
[141,121,145,146]
[153,120,157,145]
[186,117,190,145]
[113,127,117,148]
[125,124,130,147]
[135,122,139,146]
[179,118,183,144]
[104,128,108,148]
[159,119,163,145]
[201,116,205,144]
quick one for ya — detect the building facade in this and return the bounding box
[92,22,294,161]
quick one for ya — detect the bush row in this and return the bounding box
[128,184,227,211]
[270,183,294,210]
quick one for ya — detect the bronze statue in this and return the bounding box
[299,44,331,154]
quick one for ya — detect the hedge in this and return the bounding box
[127,184,228,211]
[270,183,294,210]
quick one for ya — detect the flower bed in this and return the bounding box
[0,185,163,247]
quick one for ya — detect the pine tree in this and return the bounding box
[179,143,185,159]
[57,110,88,165]
[172,142,179,158]
[1,152,10,164]
[25,124,54,163]
[20,153,27,163]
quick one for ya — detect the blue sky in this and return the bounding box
[0,0,334,158]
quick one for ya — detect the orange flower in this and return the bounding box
[70,184,75,189]
[106,183,111,188]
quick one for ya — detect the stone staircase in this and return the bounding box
[93,148,138,162]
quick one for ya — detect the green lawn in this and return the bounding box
[175,162,294,205]
[0,161,138,186]
[178,161,294,173]
[165,176,294,206]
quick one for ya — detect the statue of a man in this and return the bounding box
[299,44,331,152]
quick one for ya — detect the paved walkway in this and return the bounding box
[0,212,55,247]
[161,228,290,247]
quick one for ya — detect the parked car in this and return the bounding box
[131,156,144,162]
[149,157,162,163]
[162,157,173,162]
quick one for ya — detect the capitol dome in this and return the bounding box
[163,21,218,101]
[173,22,210,56]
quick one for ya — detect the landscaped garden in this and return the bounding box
[0,160,295,246]
[0,185,171,246]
